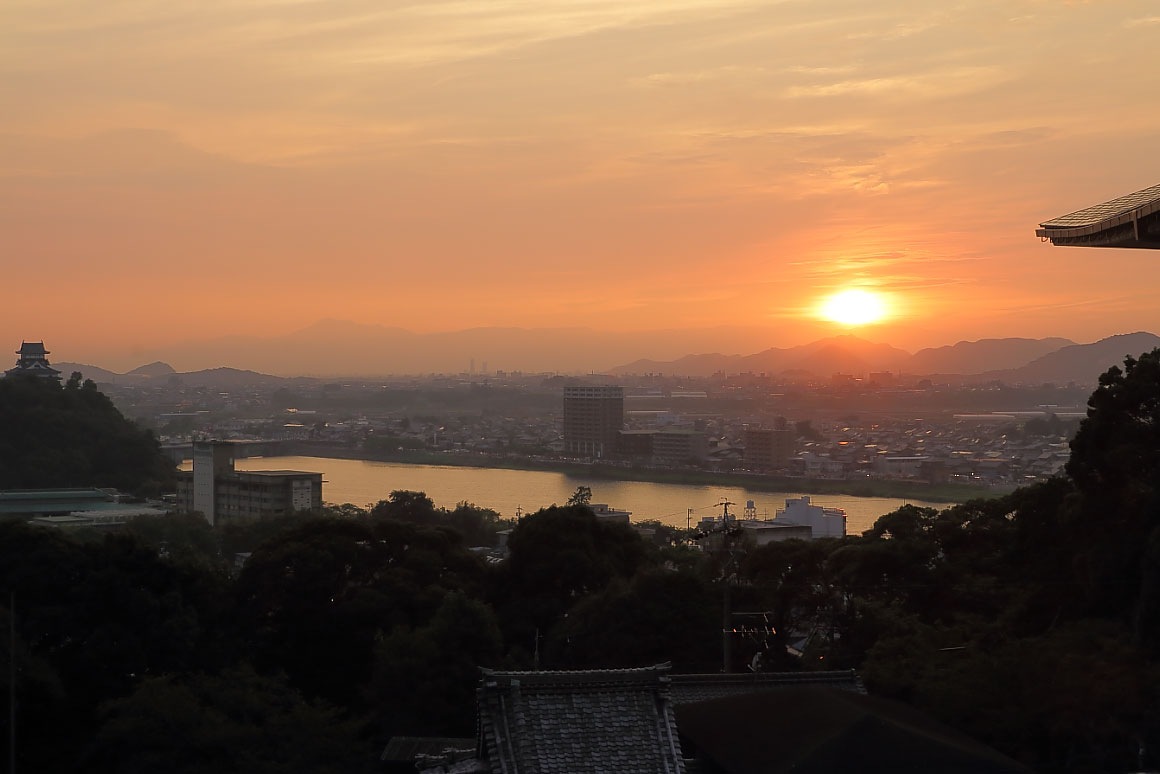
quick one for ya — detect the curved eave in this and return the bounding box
[1036,185,1160,249]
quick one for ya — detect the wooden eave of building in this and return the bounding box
[1036,182,1160,248]
[669,669,865,706]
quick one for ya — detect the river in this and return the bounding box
[193,455,951,535]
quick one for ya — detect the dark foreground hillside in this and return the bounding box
[0,373,174,494]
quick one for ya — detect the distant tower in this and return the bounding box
[470,358,475,373]
[5,341,62,380]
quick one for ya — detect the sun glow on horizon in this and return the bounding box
[819,289,888,326]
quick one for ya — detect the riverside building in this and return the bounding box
[562,385,624,458]
[176,440,322,526]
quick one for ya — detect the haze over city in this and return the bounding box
[5,0,1160,370]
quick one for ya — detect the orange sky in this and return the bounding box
[4,0,1160,366]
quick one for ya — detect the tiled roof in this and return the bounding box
[676,687,1028,774]
[670,670,865,706]
[1036,183,1160,248]
[476,663,685,774]
[1040,183,1160,228]
[4,362,62,378]
[16,341,48,355]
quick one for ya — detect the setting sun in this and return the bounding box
[820,289,888,326]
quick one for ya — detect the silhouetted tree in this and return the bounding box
[231,517,486,709]
[548,570,719,672]
[369,591,504,738]
[566,486,593,506]
[84,668,367,774]
[494,505,650,658]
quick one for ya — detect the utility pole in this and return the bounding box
[9,592,14,774]
[722,582,733,674]
[714,500,739,673]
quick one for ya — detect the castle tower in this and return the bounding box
[5,341,62,380]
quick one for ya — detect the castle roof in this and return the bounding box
[6,340,60,379]
[16,341,48,356]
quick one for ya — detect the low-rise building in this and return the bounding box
[775,496,846,538]
[874,455,930,478]
[587,503,632,524]
[744,427,796,470]
[1,488,167,527]
[651,428,708,466]
[618,428,708,465]
[737,519,813,545]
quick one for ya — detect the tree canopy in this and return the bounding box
[0,373,174,494]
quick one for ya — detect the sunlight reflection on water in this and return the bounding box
[184,455,952,535]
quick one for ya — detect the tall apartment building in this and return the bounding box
[744,427,796,470]
[177,440,322,526]
[562,385,624,458]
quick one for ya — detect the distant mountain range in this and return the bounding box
[612,335,914,378]
[54,361,297,389]
[53,361,175,384]
[46,320,1160,386]
[85,319,790,377]
[611,332,1160,386]
[908,338,1076,375]
[973,332,1160,385]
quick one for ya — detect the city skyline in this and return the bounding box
[5,1,1160,359]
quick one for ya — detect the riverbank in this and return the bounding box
[273,442,1003,504]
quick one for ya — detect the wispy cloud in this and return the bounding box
[784,67,1007,99]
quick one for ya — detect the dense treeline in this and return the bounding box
[3,354,1160,771]
[0,373,174,494]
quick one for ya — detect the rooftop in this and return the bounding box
[232,469,323,478]
[0,488,138,516]
[476,663,685,774]
[669,669,865,706]
[676,687,1027,774]
[1036,182,1160,248]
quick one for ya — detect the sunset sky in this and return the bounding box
[4,0,1160,367]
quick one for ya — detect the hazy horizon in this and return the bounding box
[15,317,1152,377]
